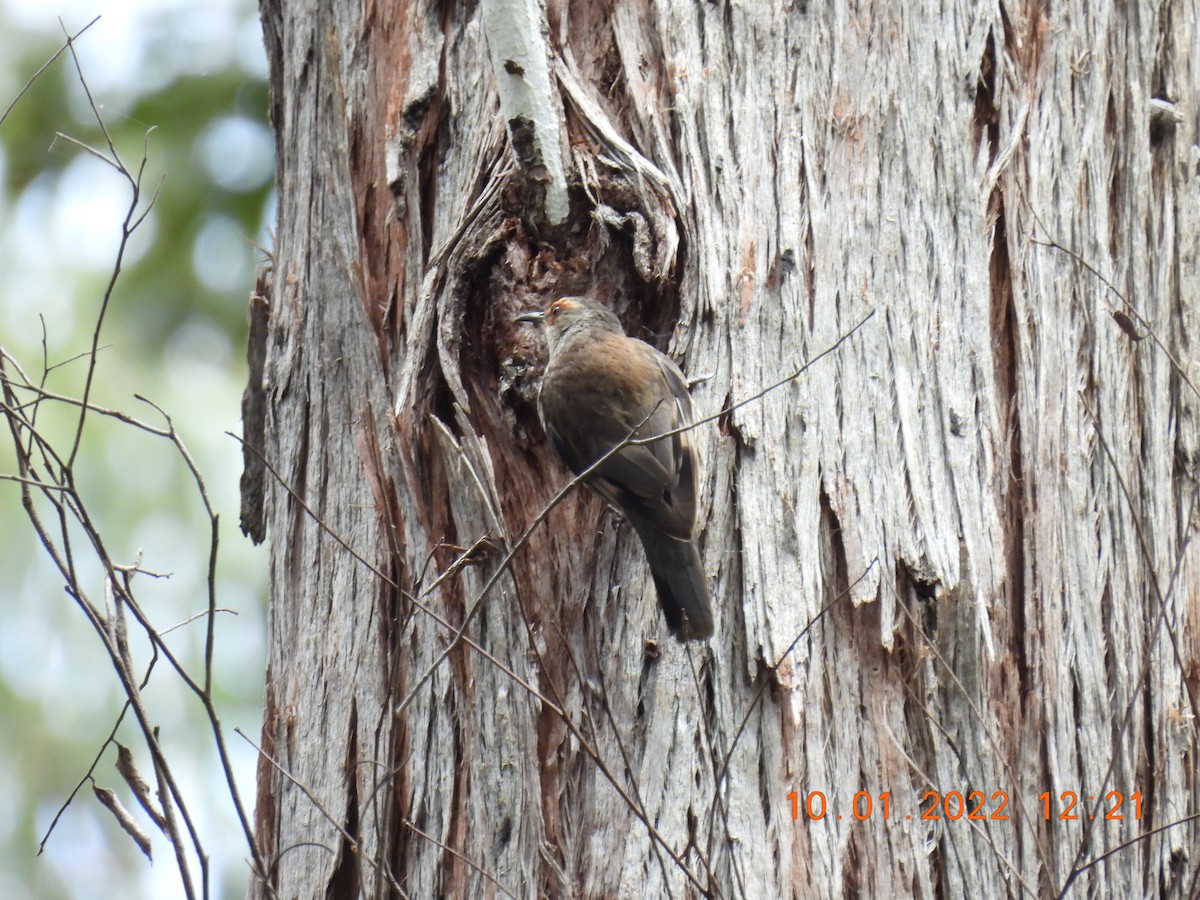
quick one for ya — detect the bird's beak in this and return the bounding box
[515,310,545,324]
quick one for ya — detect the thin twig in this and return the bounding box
[402,819,519,900]
[1070,812,1200,878]
[1029,236,1200,403]
[0,17,99,127]
[235,729,408,898]
[229,432,565,717]
[703,561,877,864]
[1057,405,1199,896]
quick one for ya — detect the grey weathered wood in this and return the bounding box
[251,0,1200,896]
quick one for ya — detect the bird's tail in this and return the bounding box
[631,522,714,641]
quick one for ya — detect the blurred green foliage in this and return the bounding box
[3,28,273,345]
[0,7,273,898]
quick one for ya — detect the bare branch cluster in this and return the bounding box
[0,24,270,899]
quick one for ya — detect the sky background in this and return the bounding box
[0,1,274,896]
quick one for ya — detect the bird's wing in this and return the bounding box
[649,348,699,533]
[540,335,699,541]
[546,405,675,499]
[594,347,698,541]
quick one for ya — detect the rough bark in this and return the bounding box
[250,0,1200,896]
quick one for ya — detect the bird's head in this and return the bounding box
[515,297,624,350]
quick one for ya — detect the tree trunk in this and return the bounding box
[250,0,1200,896]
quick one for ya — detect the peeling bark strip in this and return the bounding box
[239,282,270,544]
[252,0,1200,897]
[481,0,569,225]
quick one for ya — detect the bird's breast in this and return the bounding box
[542,334,659,427]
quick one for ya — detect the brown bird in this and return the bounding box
[516,297,713,641]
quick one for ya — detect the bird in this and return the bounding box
[516,297,713,641]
